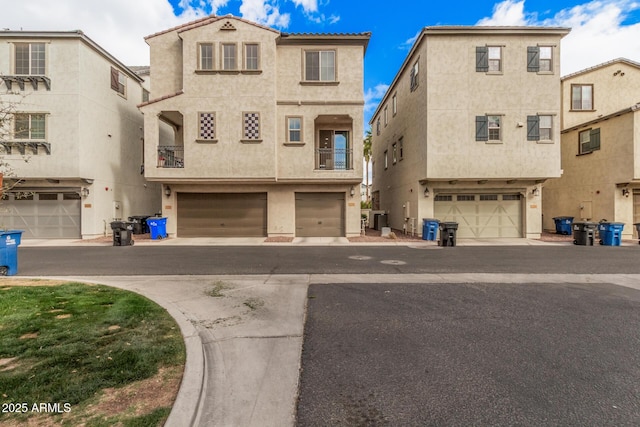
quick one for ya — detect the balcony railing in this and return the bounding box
[316,148,353,170]
[157,146,184,168]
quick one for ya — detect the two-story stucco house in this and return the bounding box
[370,26,570,239]
[543,58,640,239]
[139,15,370,238]
[0,30,161,239]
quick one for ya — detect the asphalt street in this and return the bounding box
[16,244,640,275]
[297,281,640,426]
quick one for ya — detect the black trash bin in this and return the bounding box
[128,216,151,234]
[572,221,597,246]
[634,223,640,245]
[110,221,134,246]
[438,222,458,247]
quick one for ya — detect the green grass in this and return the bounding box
[0,282,185,426]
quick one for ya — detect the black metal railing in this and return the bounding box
[316,148,352,170]
[157,146,184,168]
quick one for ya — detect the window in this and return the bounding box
[392,93,397,116]
[527,46,553,72]
[398,136,404,160]
[457,195,476,201]
[14,113,46,140]
[410,60,419,91]
[527,115,553,141]
[199,43,214,70]
[15,43,45,75]
[579,128,600,154]
[384,106,388,126]
[384,150,388,169]
[110,67,126,96]
[243,112,260,141]
[244,43,259,70]
[475,115,501,141]
[305,50,335,81]
[476,46,501,72]
[142,88,150,103]
[318,130,350,169]
[287,117,302,142]
[392,142,397,164]
[571,84,593,110]
[222,43,237,70]
[376,118,381,135]
[198,112,216,140]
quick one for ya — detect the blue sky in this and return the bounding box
[3,0,640,124]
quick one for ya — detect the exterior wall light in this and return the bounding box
[531,187,540,197]
[164,186,171,197]
[424,187,430,197]
[622,188,630,197]
[81,187,90,198]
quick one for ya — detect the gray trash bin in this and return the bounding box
[572,221,597,246]
[438,222,458,247]
[110,221,134,246]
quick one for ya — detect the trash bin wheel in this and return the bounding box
[0,266,7,276]
[599,240,603,245]
[573,239,577,245]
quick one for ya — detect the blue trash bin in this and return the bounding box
[553,216,574,235]
[0,230,23,276]
[147,217,168,240]
[598,222,624,246]
[422,218,440,241]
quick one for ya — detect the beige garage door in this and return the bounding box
[177,193,267,237]
[434,194,522,238]
[0,191,81,239]
[295,192,345,237]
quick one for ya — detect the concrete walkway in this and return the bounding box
[28,272,640,427]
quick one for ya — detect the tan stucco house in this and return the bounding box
[0,30,161,238]
[543,58,640,238]
[139,15,370,238]
[370,26,570,239]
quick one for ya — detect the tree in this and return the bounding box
[363,128,372,204]
[0,93,29,200]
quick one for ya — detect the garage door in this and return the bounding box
[0,192,81,239]
[295,192,345,237]
[434,194,522,238]
[177,193,267,237]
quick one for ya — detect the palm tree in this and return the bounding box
[363,128,372,204]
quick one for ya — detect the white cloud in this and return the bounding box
[289,0,318,13]
[477,0,640,75]
[402,30,422,50]
[476,0,530,26]
[239,0,290,28]
[364,83,390,116]
[0,0,204,65]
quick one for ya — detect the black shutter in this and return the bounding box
[527,115,540,141]
[527,46,540,72]
[476,116,488,141]
[476,47,488,72]
[590,128,601,151]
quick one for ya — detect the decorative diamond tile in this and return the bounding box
[199,112,215,139]
[244,113,260,140]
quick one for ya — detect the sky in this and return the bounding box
[2,0,640,125]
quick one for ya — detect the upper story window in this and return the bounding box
[376,117,381,135]
[244,43,259,70]
[15,43,45,75]
[199,43,214,70]
[392,93,397,116]
[243,112,261,141]
[384,149,388,169]
[198,112,216,141]
[527,115,553,141]
[579,128,600,154]
[110,67,126,97]
[571,84,593,111]
[398,137,404,160]
[528,46,554,73]
[392,142,397,164]
[476,46,501,72]
[305,50,335,81]
[287,117,302,142]
[410,60,419,91]
[14,113,46,140]
[384,106,388,126]
[222,43,237,70]
[476,115,501,142]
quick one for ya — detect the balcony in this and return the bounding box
[157,146,184,168]
[316,147,352,170]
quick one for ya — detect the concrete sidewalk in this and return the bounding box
[28,273,640,427]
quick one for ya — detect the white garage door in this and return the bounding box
[0,192,81,239]
[434,194,522,238]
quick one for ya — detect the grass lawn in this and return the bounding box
[0,279,186,427]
